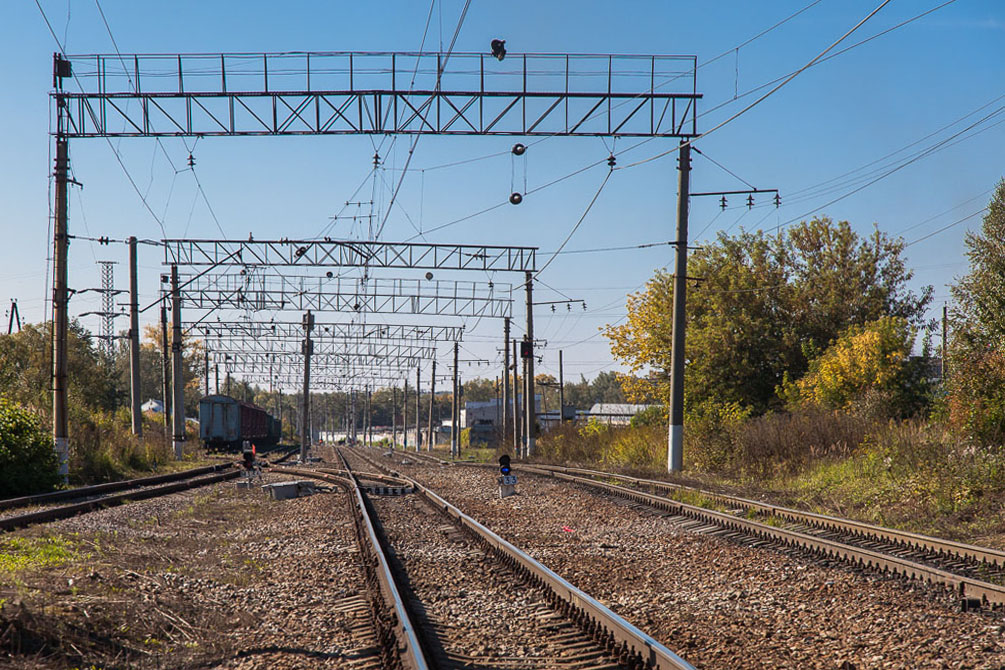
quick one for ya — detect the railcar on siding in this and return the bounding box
[199,394,281,451]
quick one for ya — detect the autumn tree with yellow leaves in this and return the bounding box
[605,217,931,414]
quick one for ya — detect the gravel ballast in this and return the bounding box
[0,473,377,669]
[372,451,1005,670]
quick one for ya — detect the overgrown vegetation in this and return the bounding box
[574,200,1005,543]
[0,320,202,492]
[0,396,59,497]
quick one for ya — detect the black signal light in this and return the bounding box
[499,454,511,475]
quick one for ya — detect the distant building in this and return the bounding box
[141,399,164,414]
[586,403,660,425]
[460,395,541,429]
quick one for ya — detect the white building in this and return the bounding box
[141,399,164,414]
[586,403,660,425]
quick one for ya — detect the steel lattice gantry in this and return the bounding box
[175,274,514,318]
[165,238,536,273]
[190,321,464,343]
[211,352,425,375]
[234,371,406,391]
[207,340,435,361]
[56,51,699,138]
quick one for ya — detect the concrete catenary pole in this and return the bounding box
[941,303,948,380]
[392,386,398,448]
[427,360,436,451]
[127,236,142,437]
[667,140,692,473]
[415,366,421,451]
[170,265,185,460]
[502,317,511,448]
[300,309,314,462]
[51,134,70,482]
[512,338,521,454]
[524,272,536,457]
[403,379,408,450]
[159,305,171,450]
[559,349,565,422]
[451,342,459,458]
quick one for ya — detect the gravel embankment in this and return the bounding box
[375,452,1005,670]
[1,472,377,670]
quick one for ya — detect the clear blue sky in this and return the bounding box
[2,1,1002,388]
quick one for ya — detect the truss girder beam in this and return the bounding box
[215,357,423,376]
[165,239,536,272]
[57,51,699,139]
[191,321,464,342]
[178,286,512,319]
[208,341,435,359]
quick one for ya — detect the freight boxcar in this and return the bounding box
[199,394,279,450]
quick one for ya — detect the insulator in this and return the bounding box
[509,192,523,205]
[512,143,526,156]
[373,151,380,167]
[720,195,727,210]
[774,193,781,208]
[551,305,556,312]
[607,153,616,168]
[187,153,195,168]
[746,194,754,209]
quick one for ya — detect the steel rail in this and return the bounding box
[0,462,234,511]
[0,469,240,532]
[514,464,1005,608]
[527,464,1005,569]
[273,465,429,670]
[346,447,696,670]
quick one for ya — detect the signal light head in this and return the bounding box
[499,454,511,475]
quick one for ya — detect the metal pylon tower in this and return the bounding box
[98,261,117,358]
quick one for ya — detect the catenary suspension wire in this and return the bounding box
[617,0,895,171]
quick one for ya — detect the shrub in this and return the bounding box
[683,400,752,473]
[0,397,60,496]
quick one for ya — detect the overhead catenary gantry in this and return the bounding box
[175,273,514,318]
[57,52,699,138]
[190,321,464,343]
[50,49,700,467]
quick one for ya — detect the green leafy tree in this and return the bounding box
[0,396,60,496]
[605,217,931,412]
[946,179,1005,444]
[780,316,928,416]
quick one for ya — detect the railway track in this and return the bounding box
[0,448,298,532]
[328,447,695,669]
[373,449,1005,610]
[508,462,1005,610]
